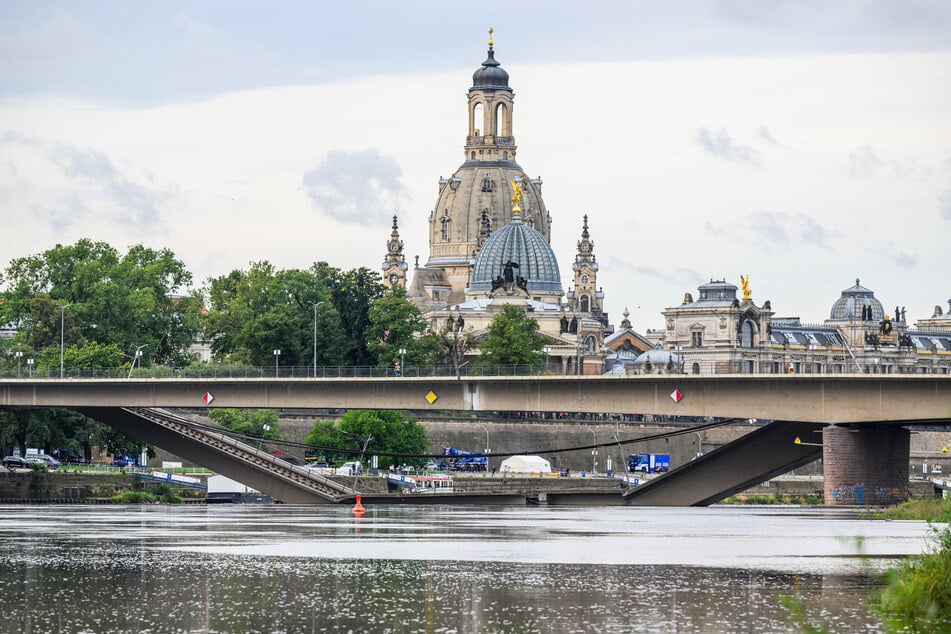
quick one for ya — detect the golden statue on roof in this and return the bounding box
[740,275,751,300]
[489,27,494,48]
[510,179,522,215]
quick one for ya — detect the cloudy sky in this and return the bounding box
[1,1,950,333]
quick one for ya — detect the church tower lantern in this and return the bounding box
[425,29,550,305]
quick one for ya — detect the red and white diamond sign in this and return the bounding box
[670,389,683,403]
[202,391,214,405]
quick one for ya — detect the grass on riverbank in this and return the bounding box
[874,525,951,631]
[719,494,824,505]
[110,484,182,504]
[878,497,951,522]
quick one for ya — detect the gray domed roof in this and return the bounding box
[469,214,562,294]
[633,345,681,367]
[471,49,511,91]
[829,278,884,321]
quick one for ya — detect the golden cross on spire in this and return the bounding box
[488,27,494,48]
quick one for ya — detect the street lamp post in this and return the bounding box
[128,345,147,379]
[14,351,23,378]
[311,301,324,378]
[480,424,490,474]
[273,349,281,377]
[398,347,406,377]
[26,358,34,378]
[543,346,550,373]
[590,429,598,473]
[60,304,68,378]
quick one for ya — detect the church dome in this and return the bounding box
[469,214,562,294]
[829,278,884,321]
[633,345,681,372]
[471,49,511,90]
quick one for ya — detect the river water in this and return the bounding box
[0,504,938,633]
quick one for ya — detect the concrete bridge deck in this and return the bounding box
[2,374,950,423]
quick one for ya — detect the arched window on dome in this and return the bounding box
[494,103,508,136]
[472,103,484,137]
[471,151,476,160]
[440,213,450,241]
[502,151,508,160]
[580,295,590,313]
[741,321,754,348]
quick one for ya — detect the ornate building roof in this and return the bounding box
[829,278,884,321]
[469,212,562,295]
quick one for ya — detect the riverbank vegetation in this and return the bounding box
[719,494,824,505]
[875,525,951,631]
[110,484,182,504]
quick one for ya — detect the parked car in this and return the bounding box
[424,461,439,471]
[27,455,61,470]
[2,455,31,469]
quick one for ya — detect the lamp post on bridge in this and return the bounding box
[26,358,34,378]
[273,349,281,377]
[398,347,406,377]
[59,303,68,378]
[14,351,22,378]
[311,301,324,378]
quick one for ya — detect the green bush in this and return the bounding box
[875,526,951,631]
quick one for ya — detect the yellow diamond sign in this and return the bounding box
[425,391,438,404]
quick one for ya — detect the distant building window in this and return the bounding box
[585,335,596,353]
[743,360,754,374]
[692,362,701,374]
[471,151,476,160]
[740,321,754,348]
[691,331,703,347]
[580,295,589,312]
[502,151,508,160]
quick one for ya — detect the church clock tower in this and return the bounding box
[381,215,408,289]
[567,214,605,322]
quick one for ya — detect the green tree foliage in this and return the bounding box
[312,263,385,366]
[204,262,351,367]
[366,286,435,368]
[303,410,428,468]
[476,304,546,367]
[0,408,144,463]
[208,408,281,440]
[0,240,203,369]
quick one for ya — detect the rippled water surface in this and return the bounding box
[0,504,937,633]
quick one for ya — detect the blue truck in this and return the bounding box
[627,453,670,473]
[442,447,488,472]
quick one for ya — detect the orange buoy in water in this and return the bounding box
[352,494,365,514]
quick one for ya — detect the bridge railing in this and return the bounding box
[0,363,551,380]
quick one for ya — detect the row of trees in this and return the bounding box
[0,239,548,374]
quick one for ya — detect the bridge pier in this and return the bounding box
[823,425,910,506]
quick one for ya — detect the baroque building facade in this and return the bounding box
[381,33,613,374]
[647,277,951,375]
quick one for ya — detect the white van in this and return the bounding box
[336,461,362,476]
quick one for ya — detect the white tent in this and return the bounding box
[499,455,552,474]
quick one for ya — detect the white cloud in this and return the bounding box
[696,127,761,167]
[302,149,407,225]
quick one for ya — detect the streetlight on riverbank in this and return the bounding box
[273,349,281,377]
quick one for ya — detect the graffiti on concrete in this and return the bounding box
[830,484,909,505]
